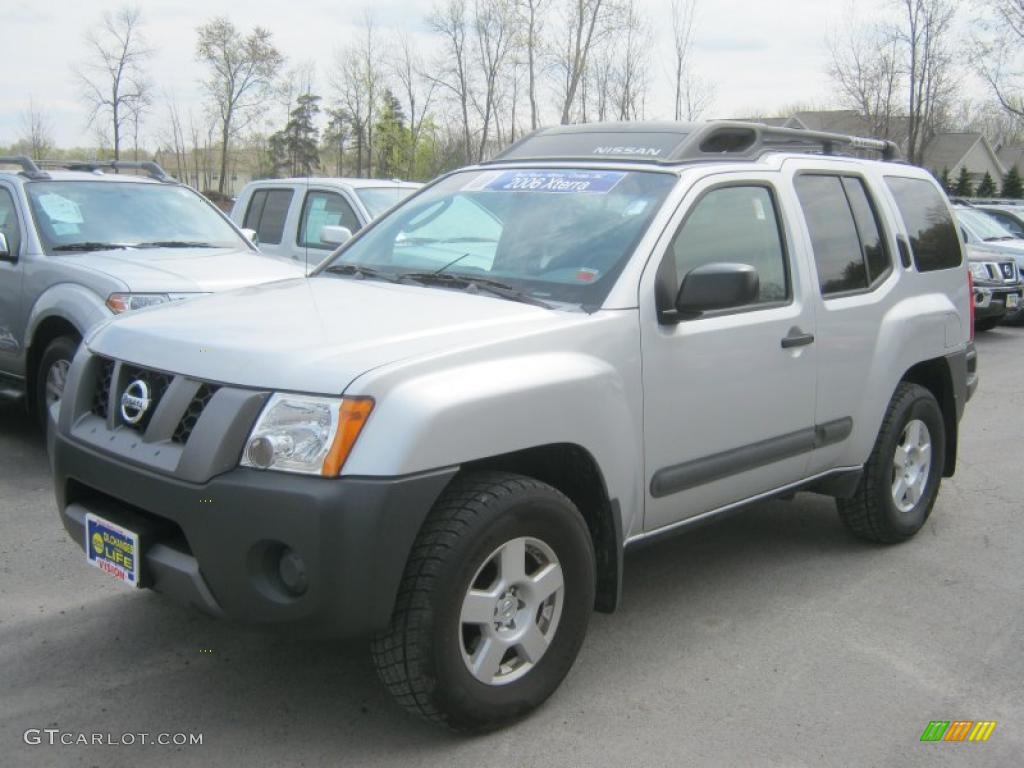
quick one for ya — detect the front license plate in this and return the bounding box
[85,513,140,587]
[1007,293,1020,309]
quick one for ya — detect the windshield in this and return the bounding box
[26,181,247,253]
[323,168,677,306]
[355,186,418,218]
[955,209,1016,241]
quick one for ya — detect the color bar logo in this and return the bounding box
[920,721,997,742]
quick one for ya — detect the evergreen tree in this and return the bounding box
[954,166,974,197]
[269,93,321,177]
[1002,165,1024,199]
[374,90,411,179]
[976,171,997,198]
[937,167,952,193]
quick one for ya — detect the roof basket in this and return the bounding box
[488,120,901,166]
[0,155,50,179]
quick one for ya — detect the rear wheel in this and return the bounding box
[371,471,596,731]
[837,382,945,543]
[35,335,79,427]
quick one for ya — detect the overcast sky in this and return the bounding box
[0,0,981,149]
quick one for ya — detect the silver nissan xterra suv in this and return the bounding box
[51,122,977,731]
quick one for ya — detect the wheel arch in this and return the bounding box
[459,442,624,614]
[900,356,958,477]
[26,315,82,412]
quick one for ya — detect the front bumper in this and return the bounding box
[973,284,1021,320]
[53,431,457,637]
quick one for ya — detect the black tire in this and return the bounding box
[975,317,1001,332]
[35,335,79,427]
[837,382,945,544]
[370,471,596,731]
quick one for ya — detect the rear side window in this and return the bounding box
[243,188,293,245]
[884,176,962,271]
[794,174,891,295]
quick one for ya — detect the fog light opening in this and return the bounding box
[278,548,308,597]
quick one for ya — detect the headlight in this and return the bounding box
[241,394,374,475]
[969,263,992,281]
[106,292,171,313]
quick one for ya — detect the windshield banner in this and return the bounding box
[469,169,626,195]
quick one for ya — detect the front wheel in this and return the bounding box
[837,382,945,543]
[35,335,79,427]
[371,471,596,731]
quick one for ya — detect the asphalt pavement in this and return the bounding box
[1,329,1021,767]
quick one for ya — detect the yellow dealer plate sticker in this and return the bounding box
[85,513,140,588]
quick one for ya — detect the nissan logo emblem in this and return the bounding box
[120,380,152,425]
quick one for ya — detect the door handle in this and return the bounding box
[781,329,815,348]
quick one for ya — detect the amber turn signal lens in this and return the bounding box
[322,397,375,476]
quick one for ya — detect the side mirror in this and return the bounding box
[0,232,11,261]
[239,228,259,246]
[672,262,759,319]
[320,225,353,246]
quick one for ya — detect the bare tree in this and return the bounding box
[976,1,1024,124]
[472,0,517,160]
[668,0,713,121]
[556,0,608,124]
[77,5,151,161]
[18,99,54,159]
[392,32,438,178]
[611,0,650,121]
[196,17,284,193]
[827,17,902,139]
[429,0,475,163]
[515,0,548,129]
[896,0,957,164]
[331,53,370,176]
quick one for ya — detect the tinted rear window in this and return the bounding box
[243,188,293,245]
[884,177,962,271]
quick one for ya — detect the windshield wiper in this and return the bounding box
[52,242,130,252]
[132,240,218,248]
[397,236,499,245]
[397,271,553,309]
[322,263,404,283]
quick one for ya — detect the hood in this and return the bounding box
[966,239,1024,262]
[87,277,586,394]
[69,246,304,292]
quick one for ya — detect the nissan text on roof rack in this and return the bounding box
[50,121,976,730]
[0,156,304,423]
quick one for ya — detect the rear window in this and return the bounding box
[884,177,962,271]
[243,188,293,245]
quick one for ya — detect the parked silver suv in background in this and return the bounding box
[0,157,303,422]
[51,122,976,730]
[230,177,421,268]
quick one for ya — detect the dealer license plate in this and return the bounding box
[1007,293,1020,309]
[85,513,140,587]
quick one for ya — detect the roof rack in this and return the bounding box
[0,155,50,179]
[57,160,173,182]
[488,120,901,166]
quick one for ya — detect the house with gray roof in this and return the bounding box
[919,132,1005,186]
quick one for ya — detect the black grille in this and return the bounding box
[92,359,115,418]
[119,365,172,432]
[173,384,219,444]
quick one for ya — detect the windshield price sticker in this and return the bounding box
[37,193,84,224]
[475,170,626,194]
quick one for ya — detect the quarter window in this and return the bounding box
[666,185,789,306]
[0,188,20,256]
[243,188,293,245]
[297,191,360,249]
[795,174,891,295]
[884,176,962,271]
